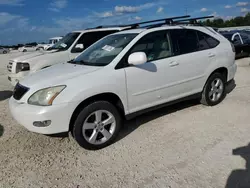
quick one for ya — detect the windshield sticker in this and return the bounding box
[102,45,115,52]
[60,43,67,48]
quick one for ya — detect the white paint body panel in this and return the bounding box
[9,26,237,134]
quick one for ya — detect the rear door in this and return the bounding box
[169,29,215,95]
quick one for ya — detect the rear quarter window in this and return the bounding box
[197,31,220,48]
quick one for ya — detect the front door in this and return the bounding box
[124,30,180,113]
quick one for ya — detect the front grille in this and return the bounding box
[7,60,14,72]
[13,83,29,100]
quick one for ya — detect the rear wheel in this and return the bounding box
[73,101,122,150]
[200,72,226,106]
[3,51,7,54]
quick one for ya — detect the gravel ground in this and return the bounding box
[0,52,250,188]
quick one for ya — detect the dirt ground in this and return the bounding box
[0,52,250,188]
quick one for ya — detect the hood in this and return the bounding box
[20,63,101,88]
[11,50,58,62]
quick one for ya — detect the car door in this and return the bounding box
[168,29,214,96]
[124,30,183,113]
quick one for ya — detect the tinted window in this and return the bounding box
[170,29,199,55]
[129,31,173,62]
[197,31,210,50]
[197,31,219,49]
[72,30,118,53]
[205,34,220,48]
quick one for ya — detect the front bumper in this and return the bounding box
[9,97,77,135]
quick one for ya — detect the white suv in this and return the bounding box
[7,27,128,86]
[9,19,237,150]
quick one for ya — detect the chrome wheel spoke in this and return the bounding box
[83,123,96,130]
[102,116,115,126]
[215,79,220,87]
[212,93,216,101]
[89,130,98,144]
[95,111,102,122]
[101,129,112,140]
[209,90,214,97]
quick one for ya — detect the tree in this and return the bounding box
[203,13,250,28]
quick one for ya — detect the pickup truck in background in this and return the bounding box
[36,37,63,51]
[220,31,250,59]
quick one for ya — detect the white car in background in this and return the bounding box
[36,37,63,51]
[9,20,237,150]
[0,47,10,54]
[18,45,37,52]
[7,27,130,86]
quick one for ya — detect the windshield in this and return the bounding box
[49,32,80,51]
[71,33,137,66]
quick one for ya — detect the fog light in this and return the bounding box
[33,120,51,127]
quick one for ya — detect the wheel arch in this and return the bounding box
[210,67,228,81]
[69,92,125,132]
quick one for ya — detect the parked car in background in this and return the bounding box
[18,45,37,52]
[220,31,250,58]
[7,27,130,86]
[9,19,237,150]
[36,37,63,51]
[0,47,10,54]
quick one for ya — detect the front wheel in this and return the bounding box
[3,51,7,54]
[200,72,226,106]
[73,101,122,150]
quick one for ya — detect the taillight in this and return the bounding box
[230,42,235,53]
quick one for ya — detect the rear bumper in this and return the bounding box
[228,63,237,82]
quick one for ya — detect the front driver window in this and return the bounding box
[129,31,173,62]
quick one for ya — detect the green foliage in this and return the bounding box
[204,13,250,28]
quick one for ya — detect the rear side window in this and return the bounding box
[170,29,199,55]
[197,31,220,49]
[197,31,210,50]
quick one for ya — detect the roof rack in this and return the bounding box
[86,15,213,30]
[128,15,190,27]
[91,15,190,30]
[173,16,214,25]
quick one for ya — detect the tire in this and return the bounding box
[23,49,27,52]
[73,101,122,150]
[200,72,227,106]
[3,51,7,54]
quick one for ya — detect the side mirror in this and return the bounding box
[75,43,84,49]
[128,52,147,66]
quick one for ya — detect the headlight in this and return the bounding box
[28,86,66,106]
[16,62,30,73]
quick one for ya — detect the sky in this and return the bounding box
[0,0,249,45]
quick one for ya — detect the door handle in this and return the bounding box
[208,53,215,58]
[169,61,179,67]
